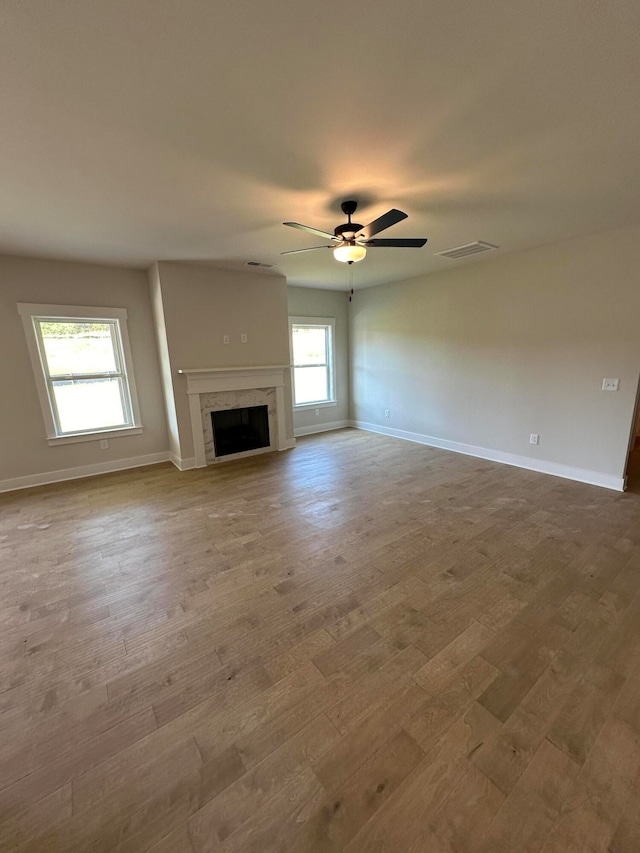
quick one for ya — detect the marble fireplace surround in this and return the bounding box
[178,366,291,467]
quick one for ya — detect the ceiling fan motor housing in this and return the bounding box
[334,222,363,239]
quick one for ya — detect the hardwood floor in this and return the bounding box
[1,428,640,852]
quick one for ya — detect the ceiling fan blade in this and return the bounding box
[283,222,337,241]
[364,238,428,248]
[355,209,408,240]
[280,246,333,255]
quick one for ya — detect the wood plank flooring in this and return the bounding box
[1,428,640,852]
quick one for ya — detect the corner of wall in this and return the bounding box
[148,264,182,460]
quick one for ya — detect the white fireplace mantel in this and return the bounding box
[178,365,292,467]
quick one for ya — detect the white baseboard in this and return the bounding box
[0,451,171,494]
[294,420,350,438]
[170,454,197,471]
[351,421,625,492]
[170,443,295,469]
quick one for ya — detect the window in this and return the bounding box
[18,304,142,445]
[289,316,336,408]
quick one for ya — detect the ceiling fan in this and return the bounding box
[282,200,427,264]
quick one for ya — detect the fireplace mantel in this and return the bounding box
[178,365,292,466]
[178,365,290,395]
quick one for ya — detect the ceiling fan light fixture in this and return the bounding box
[333,243,367,264]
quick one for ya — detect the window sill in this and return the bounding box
[293,401,337,411]
[46,426,144,446]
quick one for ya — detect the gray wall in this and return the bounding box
[349,222,640,485]
[287,286,350,435]
[0,254,169,484]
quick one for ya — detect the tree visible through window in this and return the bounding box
[19,303,141,441]
[290,318,335,406]
[34,319,134,434]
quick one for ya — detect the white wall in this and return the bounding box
[151,262,293,464]
[0,254,169,488]
[287,286,350,436]
[350,223,640,488]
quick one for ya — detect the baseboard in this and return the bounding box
[294,420,350,438]
[351,421,625,492]
[170,454,197,471]
[0,451,172,494]
[170,445,295,468]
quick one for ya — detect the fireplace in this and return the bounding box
[211,405,270,457]
[178,366,294,468]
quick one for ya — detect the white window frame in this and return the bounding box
[18,303,143,445]
[289,316,337,409]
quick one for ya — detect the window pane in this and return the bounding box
[292,326,327,366]
[39,321,117,376]
[294,366,328,404]
[52,378,128,433]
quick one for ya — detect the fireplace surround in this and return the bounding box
[179,366,293,466]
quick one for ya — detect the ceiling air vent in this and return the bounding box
[245,261,274,268]
[436,241,498,260]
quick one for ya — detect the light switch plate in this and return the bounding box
[240,333,247,344]
[602,378,619,391]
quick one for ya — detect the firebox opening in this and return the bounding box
[211,405,270,457]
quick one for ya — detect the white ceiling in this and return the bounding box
[1,0,639,289]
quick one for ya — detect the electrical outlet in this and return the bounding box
[100,439,109,449]
[384,409,390,418]
[602,378,619,391]
[315,408,320,416]
[530,434,539,445]
[223,334,229,345]
[240,333,247,344]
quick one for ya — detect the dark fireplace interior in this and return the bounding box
[211,405,270,457]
